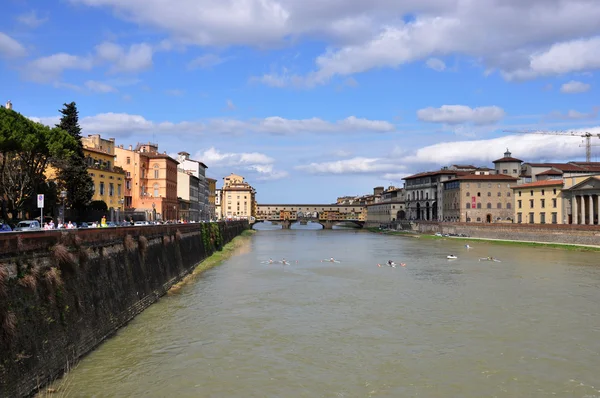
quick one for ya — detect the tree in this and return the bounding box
[55,102,93,216]
[0,107,76,219]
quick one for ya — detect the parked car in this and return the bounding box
[13,220,41,231]
[0,223,12,232]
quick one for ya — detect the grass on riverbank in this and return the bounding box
[168,229,256,294]
[369,228,600,252]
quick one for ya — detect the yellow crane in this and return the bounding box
[503,129,600,162]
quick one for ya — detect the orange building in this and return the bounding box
[114,142,179,221]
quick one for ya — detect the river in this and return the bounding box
[48,229,600,397]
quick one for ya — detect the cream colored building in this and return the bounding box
[442,173,518,223]
[563,174,600,225]
[513,180,564,224]
[221,173,256,220]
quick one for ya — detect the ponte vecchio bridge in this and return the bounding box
[255,204,366,229]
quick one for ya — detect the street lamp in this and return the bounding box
[117,199,124,223]
[173,205,177,222]
[60,190,67,224]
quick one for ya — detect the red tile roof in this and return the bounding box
[448,173,518,182]
[512,180,564,189]
[537,169,563,176]
[403,170,465,180]
[493,156,523,163]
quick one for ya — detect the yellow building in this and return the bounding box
[512,180,563,224]
[221,173,256,220]
[83,147,126,210]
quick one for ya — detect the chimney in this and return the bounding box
[5,100,12,110]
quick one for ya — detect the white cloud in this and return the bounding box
[404,128,600,166]
[0,32,27,58]
[23,53,94,83]
[296,157,402,175]
[85,80,118,93]
[195,147,288,181]
[16,11,48,28]
[28,112,394,137]
[417,105,505,125]
[426,58,446,72]
[560,80,591,94]
[187,54,227,69]
[95,41,154,73]
[226,99,236,110]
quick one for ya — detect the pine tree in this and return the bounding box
[56,102,93,216]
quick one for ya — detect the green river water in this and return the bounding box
[47,228,600,397]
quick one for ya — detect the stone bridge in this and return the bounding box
[254,217,365,229]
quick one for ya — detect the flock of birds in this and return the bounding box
[260,245,501,267]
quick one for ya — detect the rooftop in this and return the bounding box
[403,169,464,180]
[493,148,523,164]
[513,180,564,189]
[537,169,563,176]
[446,173,518,182]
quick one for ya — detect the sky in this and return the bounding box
[1,0,600,204]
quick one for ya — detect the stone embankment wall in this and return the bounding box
[0,222,248,397]
[412,222,600,246]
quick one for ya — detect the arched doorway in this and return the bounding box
[397,210,406,220]
[432,202,437,221]
[486,214,492,223]
[425,202,430,220]
[416,203,421,220]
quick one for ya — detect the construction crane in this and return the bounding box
[503,130,600,162]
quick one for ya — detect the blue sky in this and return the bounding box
[1,0,600,203]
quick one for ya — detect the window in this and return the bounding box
[487,203,492,209]
[541,199,545,208]
[518,191,522,197]
[529,199,534,208]
[497,203,502,209]
[553,188,557,195]
[466,192,470,197]
[507,192,511,197]
[477,203,482,209]
[126,172,131,177]
[552,212,557,224]
[540,212,546,224]
[487,192,491,197]
[466,203,471,209]
[529,212,534,224]
[99,182,105,195]
[517,212,522,223]
[502,169,508,174]
[126,157,131,164]
[477,192,481,197]
[126,180,131,190]
[518,200,522,209]
[477,217,481,222]
[153,183,159,197]
[154,170,159,179]
[117,184,122,197]
[109,183,114,196]
[530,190,534,196]
[541,189,545,196]
[552,198,557,208]
[498,192,501,197]
[507,202,512,209]
[513,169,517,174]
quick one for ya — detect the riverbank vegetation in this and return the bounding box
[368,228,600,252]
[168,229,255,294]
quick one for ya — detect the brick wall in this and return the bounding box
[0,222,248,397]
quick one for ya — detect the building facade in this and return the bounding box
[177,170,200,221]
[512,180,564,224]
[82,147,126,211]
[115,142,179,221]
[221,173,256,220]
[177,152,209,220]
[256,204,365,221]
[404,170,460,221]
[207,177,217,221]
[563,176,600,225]
[493,149,523,179]
[442,174,518,223]
[215,188,222,220]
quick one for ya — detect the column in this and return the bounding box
[573,195,578,224]
[597,194,600,225]
[580,195,586,225]
[589,195,594,225]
